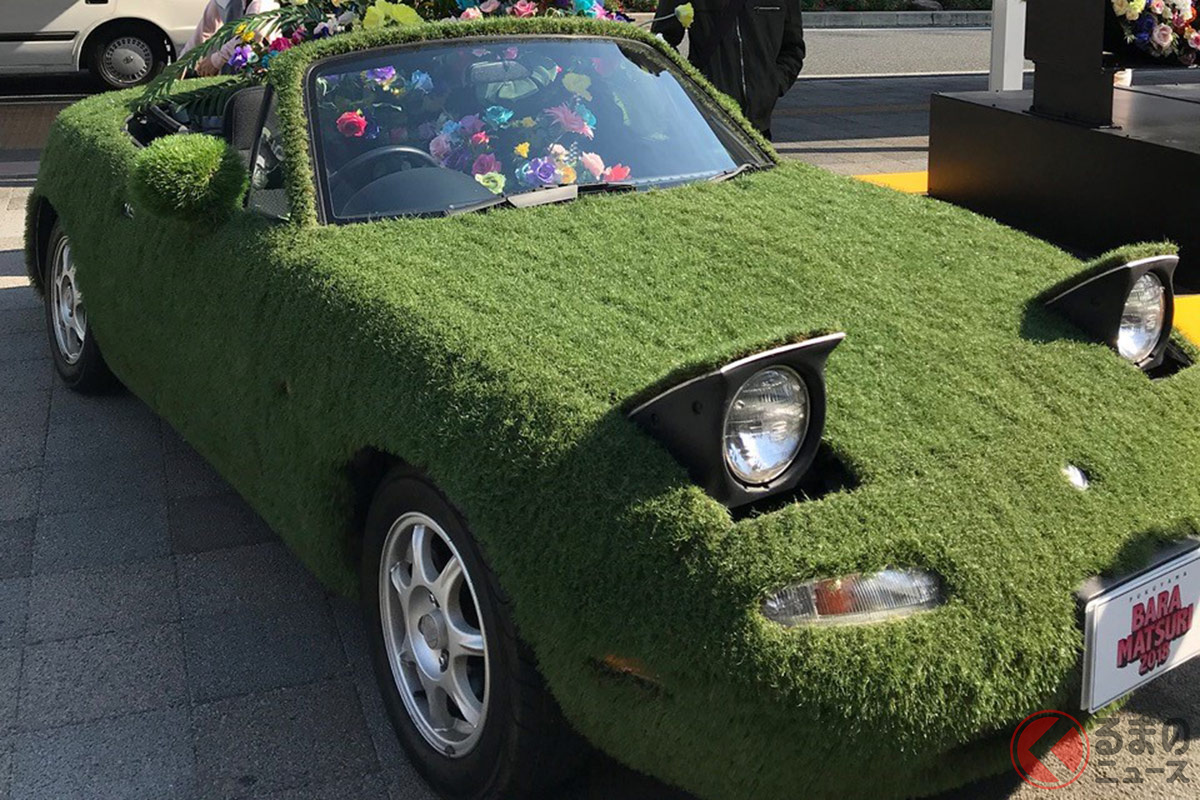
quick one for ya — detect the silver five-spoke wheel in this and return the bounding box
[380,512,489,758]
[50,235,86,365]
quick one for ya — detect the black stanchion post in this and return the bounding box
[1026,0,1117,127]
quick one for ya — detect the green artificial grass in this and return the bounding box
[128,134,249,222]
[24,17,1200,800]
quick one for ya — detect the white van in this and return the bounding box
[0,0,209,89]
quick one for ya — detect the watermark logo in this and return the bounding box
[1010,710,1091,789]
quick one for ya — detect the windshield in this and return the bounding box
[308,37,764,220]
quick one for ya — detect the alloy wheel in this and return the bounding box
[379,512,490,757]
[50,236,86,365]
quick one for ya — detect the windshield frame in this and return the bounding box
[303,34,774,225]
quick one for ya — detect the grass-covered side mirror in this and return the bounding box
[129,134,248,224]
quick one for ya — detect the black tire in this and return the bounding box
[43,221,116,394]
[87,23,168,90]
[361,467,582,799]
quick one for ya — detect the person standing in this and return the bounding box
[652,0,805,139]
[181,0,280,76]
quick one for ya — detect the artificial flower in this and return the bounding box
[1152,0,1166,12]
[459,114,486,135]
[480,0,501,11]
[364,122,381,140]
[410,70,434,93]
[580,151,604,179]
[531,157,558,184]
[572,0,597,15]
[544,104,594,138]
[557,164,577,184]
[563,72,593,100]
[337,110,368,137]
[603,164,630,181]
[472,153,501,175]
[475,172,506,194]
[367,65,396,84]
[461,6,483,18]
[511,0,537,16]
[430,134,453,161]
[514,141,530,157]
[1126,0,1147,19]
[440,120,462,138]
[574,103,597,130]
[675,2,695,27]
[227,44,253,71]
[1153,22,1176,48]
[503,46,519,59]
[1191,29,1200,48]
[456,0,480,8]
[548,143,568,161]
[519,116,536,127]
[484,105,514,126]
[471,131,490,146]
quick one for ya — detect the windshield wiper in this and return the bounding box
[708,163,762,183]
[445,184,581,216]
[577,181,636,194]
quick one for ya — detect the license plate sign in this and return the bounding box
[1082,549,1200,713]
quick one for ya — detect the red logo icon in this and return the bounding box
[1010,710,1091,789]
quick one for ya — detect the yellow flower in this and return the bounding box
[675,2,694,28]
[520,116,536,127]
[475,172,506,194]
[558,165,577,184]
[563,72,592,101]
[514,141,530,157]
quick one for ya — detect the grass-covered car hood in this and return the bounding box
[25,19,1200,800]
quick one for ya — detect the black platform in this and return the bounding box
[928,84,1200,288]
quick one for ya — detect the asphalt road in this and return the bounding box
[4,33,1200,800]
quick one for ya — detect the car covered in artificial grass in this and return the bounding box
[23,13,1200,800]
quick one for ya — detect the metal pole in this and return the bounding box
[989,0,1027,91]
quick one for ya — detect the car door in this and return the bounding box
[0,0,108,70]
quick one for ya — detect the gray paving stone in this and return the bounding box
[192,680,380,799]
[33,500,169,574]
[39,453,164,515]
[177,542,324,619]
[0,520,32,579]
[9,707,194,800]
[252,774,391,800]
[19,623,186,729]
[0,359,49,393]
[0,332,43,363]
[0,470,37,523]
[0,647,20,729]
[169,494,274,554]
[183,599,347,703]
[0,579,27,649]
[43,405,162,465]
[165,446,233,499]
[0,392,48,472]
[0,287,36,313]
[26,558,178,643]
[48,387,155,430]
[0,742,9,800]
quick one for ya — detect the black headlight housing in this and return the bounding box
[627,333,843,507]
[1045,255,1178,371]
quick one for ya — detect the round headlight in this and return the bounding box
[1118,272,1166,363]
[723,367,809,485]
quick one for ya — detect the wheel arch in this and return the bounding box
[26,194,58,295]
[342,446,406,562]
[76,17,175,70]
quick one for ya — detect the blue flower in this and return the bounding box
[410,70,433,93]
[440,120,461,139]
[366,66,396,85]
[574,102,596,130]
[572,0,596,14]
[483,105,513,127]
[364,122,381,140]
[455,0,479,8]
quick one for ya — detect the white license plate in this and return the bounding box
[1081,547,1200,713]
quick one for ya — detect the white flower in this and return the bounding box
[1113,0,1130,15]
[1152,22,1176,49]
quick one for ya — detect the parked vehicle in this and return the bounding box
[0,0,206,89]
[24,17,1200,800]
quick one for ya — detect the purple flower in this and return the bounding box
[410,70,433,93]
[458,114,485,136]
[531,157,557,185]
[228,45,253,71]
[367,66,396,85]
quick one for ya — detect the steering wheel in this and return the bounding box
[328,145,441,193]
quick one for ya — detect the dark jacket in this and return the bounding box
[652,0,805,133]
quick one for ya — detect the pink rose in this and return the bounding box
[1152,23,1175,49]
[511,0,537,17]
[580,151,604,179]
[480,0,500,11]
[336,110,367,137]
[460,6,483,19]
[269,36,292,52]
[1150,0,1166,13]
[1190,31,1200,50]
[503,46,518,59]
[471,131,490,146]
[429,134,452,162]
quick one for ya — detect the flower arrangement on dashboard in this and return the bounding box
[1112,0,1200,65]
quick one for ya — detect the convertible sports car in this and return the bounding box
[23,15,1200,800]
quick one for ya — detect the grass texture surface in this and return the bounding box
[26,18,1200,800]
